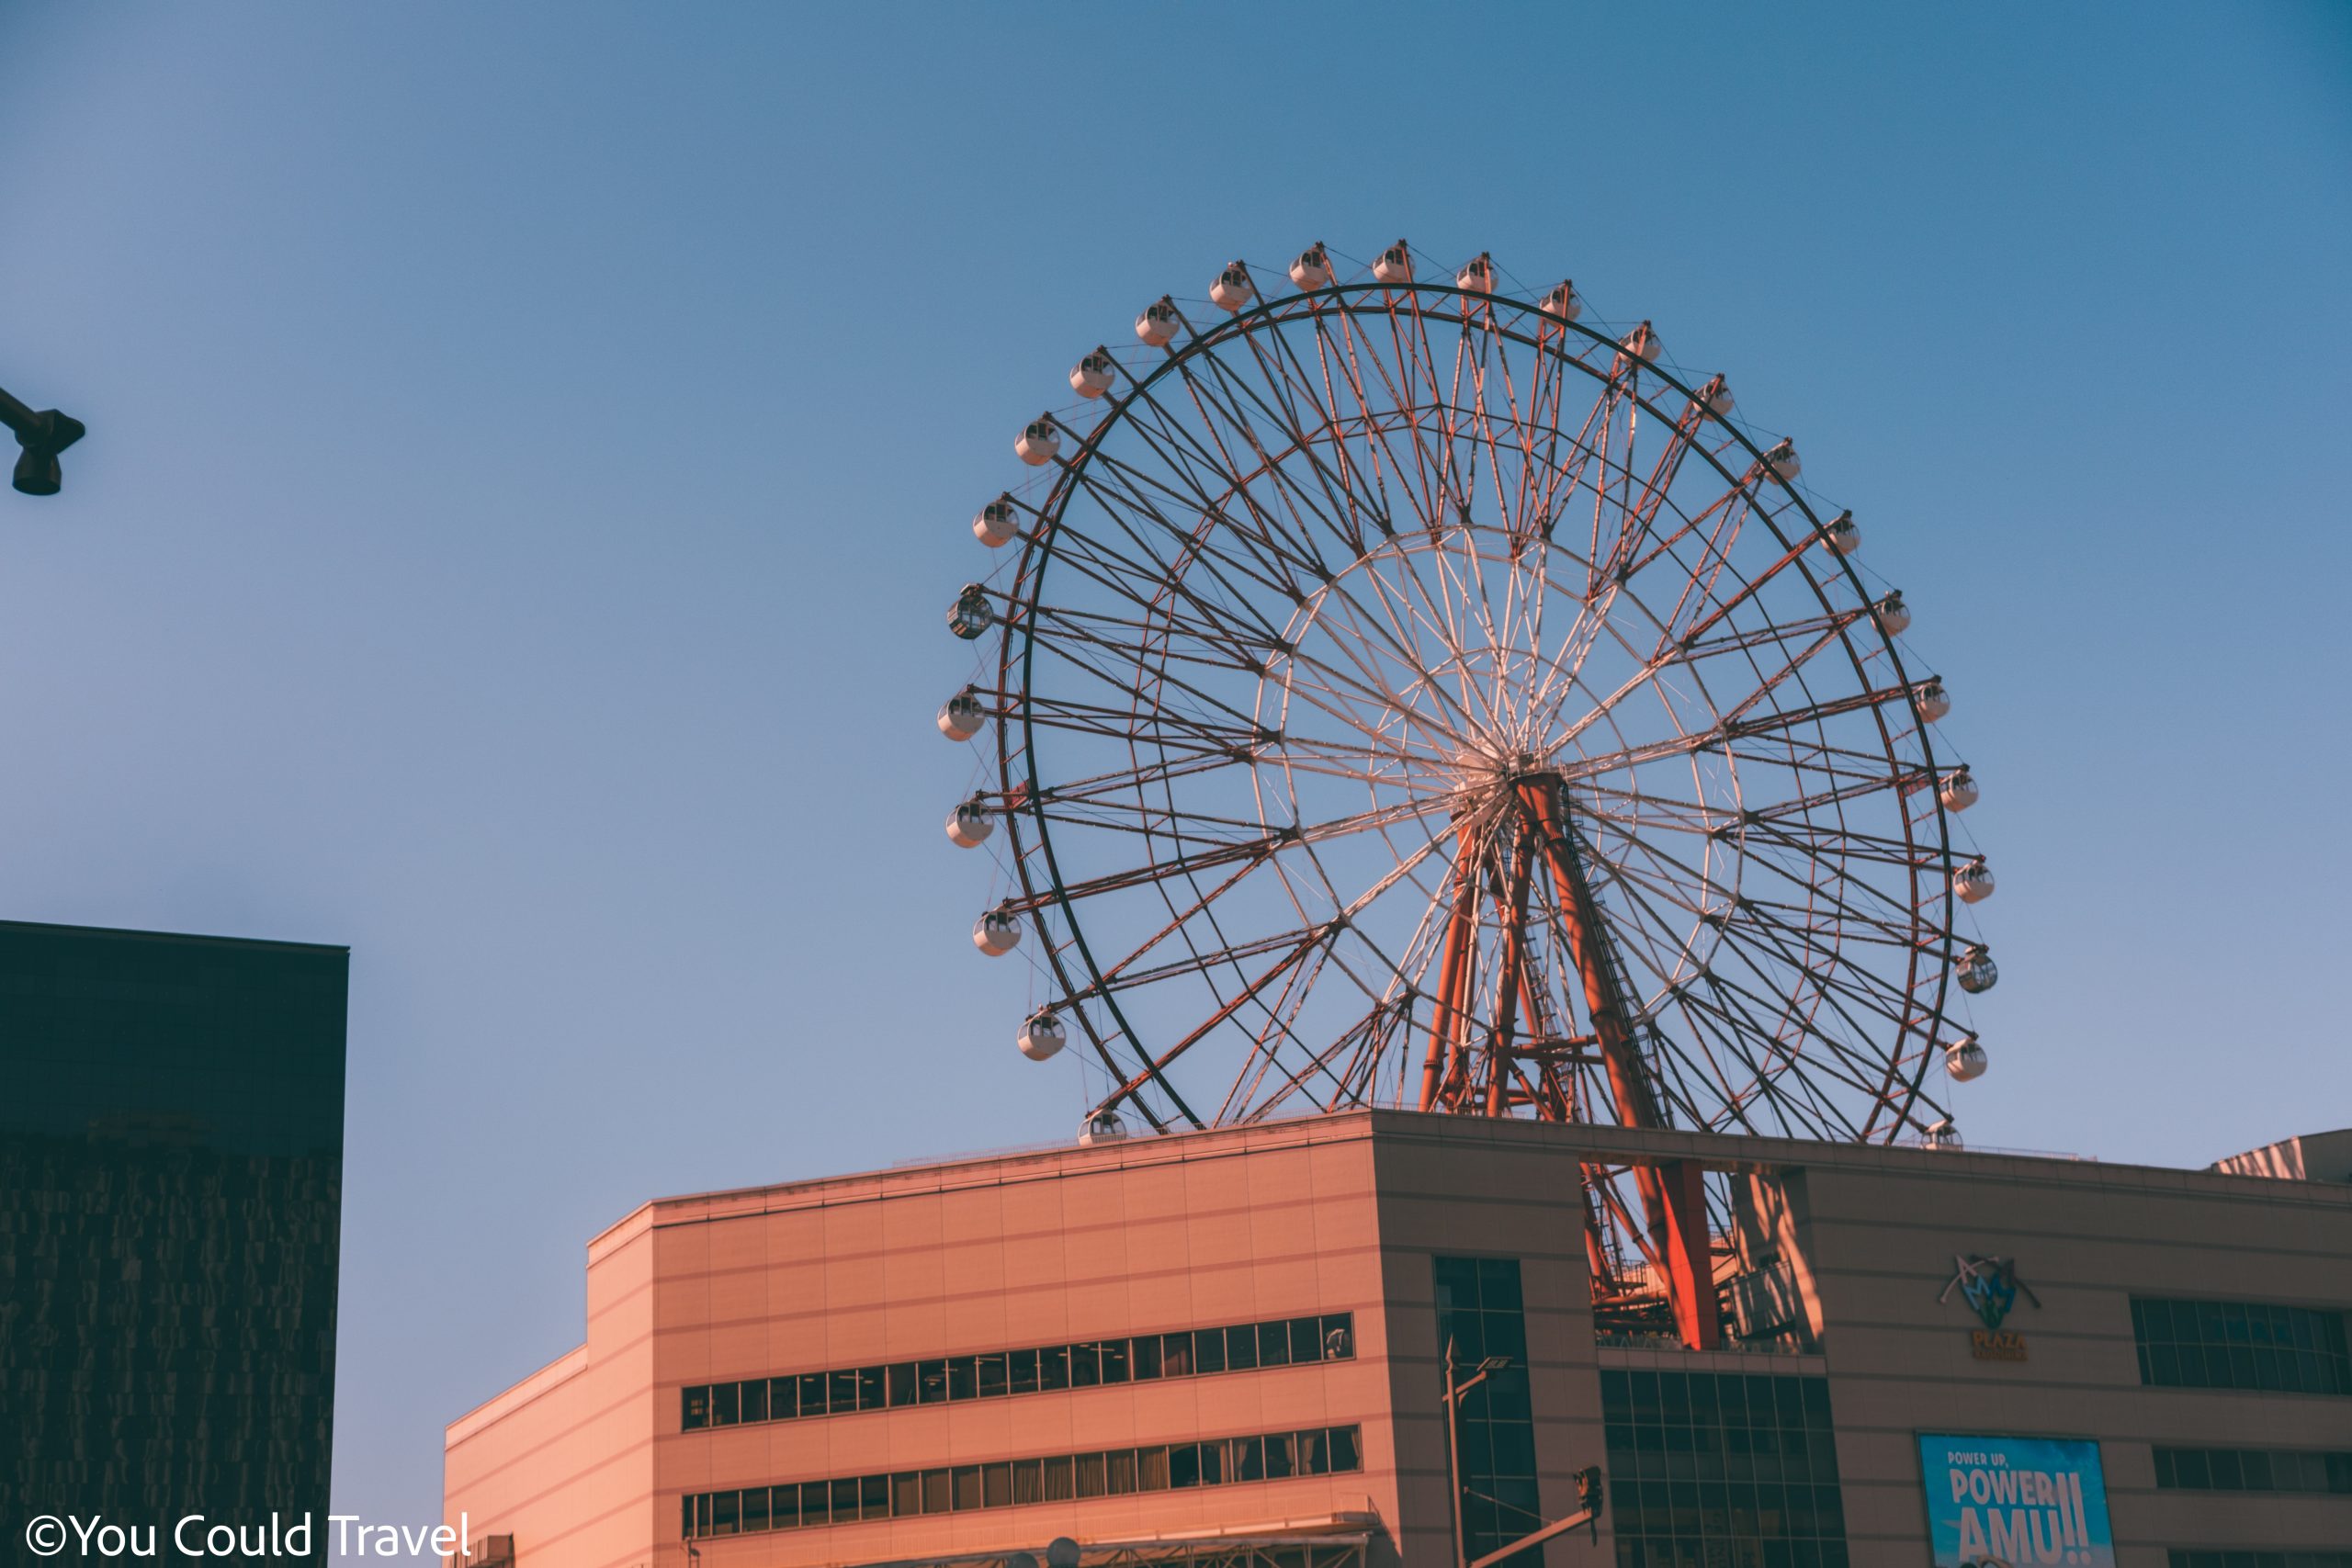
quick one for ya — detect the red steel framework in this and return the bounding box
[942,245,1994,1347]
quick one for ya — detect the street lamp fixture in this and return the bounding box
[0,384,86,496]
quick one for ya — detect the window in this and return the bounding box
[1601,1369,1849,1566]
[1435,1257,1543,1567]
[2133,1298,2352,1394]
[1136,1446,1168,1491]
[2167,1555,2352,1568]
[678,1425,1367,1536]
[676,1311,1362,1431]
[2154,1446,2352,1495]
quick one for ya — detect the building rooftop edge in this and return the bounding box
[589,1108,2351,1250]
[0,917,350,954]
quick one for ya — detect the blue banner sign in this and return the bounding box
[1917,1434,2114,1568]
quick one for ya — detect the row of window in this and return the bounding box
[678,1424,1364,1538]
[2166,1554,2352,1568]
[2132,1297,2352,1396]
[1600,1370,1849,1566]
[2154,1447,2352,1495]
[681,1312,1353,1431]
[1614,1536,1852,1568]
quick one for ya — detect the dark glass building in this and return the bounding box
[0,920,347,1556]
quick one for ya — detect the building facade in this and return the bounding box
[444,1111,2352,1568]
[0,920,349,1558]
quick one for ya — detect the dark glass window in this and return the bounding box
[828,1369,858,1413]
[1260,1320,1291,1367]
[855,1366,885,1411]
[1132,1335,1164,1380]
[679,1425,1368,1536]
[1435,1258,1543,1566]
[2132,1298,2352,1394]
[740,1379,767,1423]
[1227,1325,1260,1371]
[946,1356,978,1401]
[2154,1446,2352,1495]
[1602,1368,1847,1563]
[1009,1348,1039,1394]
[1101,1338,1131,1383]
[1195,1328,1227,1375]
[1322,1312,1356,1359]
[711,1383,740,1427]
[1170,1442,1201,1489]
[887,1362,916,1407]
[917,1359,946,1404]
[977,1352,1009,1399]
[682,1387,710,1429]
[1070,1340,1102,1387]
[797,1371,827,1417]
[1289,1315,1321,1363]
[1164,1331,1196,1377]
[1040,1342,1070,1392]
[769,1375,797,1420]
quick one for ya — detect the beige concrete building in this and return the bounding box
[444,1111,2352,1568]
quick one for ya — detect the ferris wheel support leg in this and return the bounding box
[1483,828,1538,1117]
[1418,824,1485,1113]
[1522,778,1722,1349]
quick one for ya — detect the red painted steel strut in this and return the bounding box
[1417,817,1483,1113]
[1521,777,1721,1350]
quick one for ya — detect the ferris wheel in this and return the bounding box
[938,240,1996,1344]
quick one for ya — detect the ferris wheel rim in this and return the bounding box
[980,267,1962,1142]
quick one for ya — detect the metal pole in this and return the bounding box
[1442,1340,1467,1568]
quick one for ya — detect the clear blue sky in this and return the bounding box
[4,0,2347,1542]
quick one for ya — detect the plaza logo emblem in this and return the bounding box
[1939,1255,2042,1361]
